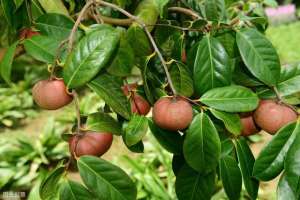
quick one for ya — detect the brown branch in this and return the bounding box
[168,7,200,20]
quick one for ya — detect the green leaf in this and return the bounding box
[175,164,215,200]
[258,65,300,98]
[204,0,226,21]
[134,0,159,31]
[125,140,144,153]
[170,62,194,97]
[24,35,60,63]
[107,31,134,77]
[236,138,259,200]
[236,28,281,86]
[220,155,242,200]
[14,0,24,9]
[221,139,234,157]
[63,26,121,89]
[194,35,231,95]
[253,122,298,181]
[233,64,264,87]
[200,85,259,112]
[37,0,69,16]
[86,112,122,136]
[277,174,298,200]
[216,30,239,58]
[0,0,14,26]
[209,108,242,136]
[78,156,137,200]
[183,113,221,173]
[36,13,75,41]
[39,166,65,200]
[149,119,183,154]
[284,121,300,196]
[88,74,131,120]
[0,41,18,84]
[124,115,148,146]
[59,180,94,200]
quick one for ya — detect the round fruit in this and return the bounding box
[152,96,193,131]
[32,79,73,110]
[253,100,298,134]
[240,114,259,136]
[69,131,113,157]
[131,94,151,115]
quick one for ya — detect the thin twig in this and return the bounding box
[273,86,282,102]
[72,90,81,132]
[273,86,300,115]
[146,23,202,32]
[168,7,200,20]
[95,0,177,95]
[68,0,94,52]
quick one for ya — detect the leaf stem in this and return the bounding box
[68,0,94,52]
[95,0,177,95]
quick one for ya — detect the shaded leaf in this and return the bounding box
[0,41,18,84]
[59,180,95,200]
[124,115,148,146]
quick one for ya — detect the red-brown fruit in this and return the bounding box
[240,114,260,136]
[182,50,187,63]
[152,97,193,131]
[19,28,39,40]
[122,83,138,96]
[131,94,151,115]
[253,100,298,134]
[69,132,113,157]
[32,79,73,110]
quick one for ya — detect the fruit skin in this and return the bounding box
[69,132,113,157]
[19,28,39,40]
[131,94,151,115]
[240,114,260,136]
[122,83,151,115]
[152,97,193,131]
[32,79,73,110]
[253,100,298,134]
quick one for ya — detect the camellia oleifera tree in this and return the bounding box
[1,0,300,199]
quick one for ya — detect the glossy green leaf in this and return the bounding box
[258,65,300,98]
[175,164,215,200]
[194,35,231,95]
[134,0,159,31]
[88,74,131,120]
[24,35,60,63]
[78,156,137,200]
[86,112,122,136]
[59,180,94,200]
[233,64,264,87]
[14,0,24,9]
[124,115,148,146]
[284,121,300,196]
[1,0,14,26]
[36,13,74,41]
[236,138,259,200]
[0,41,18,84]
[37,0,69,16]
[183,113,221,173]
[63,27,121,88]
[204,0,226,21]
[170,62,194,97]
[125,140,144,153]
[236,28,281,86]
[220,155,242,200]
[216,30,239,58]
[277,174,299,200]
[200,85,259,112]
[107,31,134,77]
[253,122,298,181]
[210,108,242,136]
[149,119,183,154]
[39,166,65,200]
[221,139,234,157]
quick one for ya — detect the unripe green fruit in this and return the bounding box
[152,97,193,131]
[32,79,73,110]
[69,131,113,157]
[254,100,298,134]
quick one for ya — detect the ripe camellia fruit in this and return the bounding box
[152,96,193,131]
[253,100,298,134]
[122,83,151,116]
[32,79,73,110]
[69,131,113,157]
[19,28,39,40]
[240,113,260,136]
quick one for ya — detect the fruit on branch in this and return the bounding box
[32,79,73,110]
[152,96,193,131]
[122,84,151,115]
[69,131,113,157]
[19,28,40,40]
[253,100,298,134]
[240,113,260,136]
[182,49,187,63]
